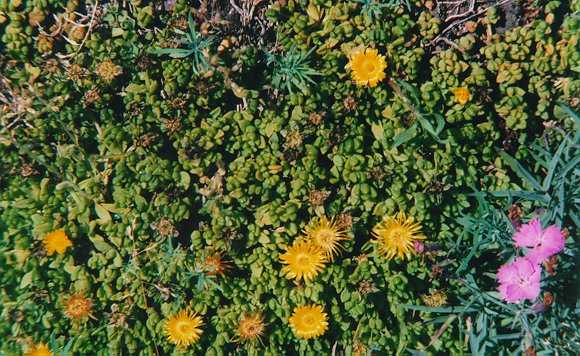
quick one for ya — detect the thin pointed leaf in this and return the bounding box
[403,304,476,313]
[188,13,196,38]
[558,103,580,126]
[543,137,567,190]
[556,154,580,181]
[499,151,543,191]
[490,190,550,202]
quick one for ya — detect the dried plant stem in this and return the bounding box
[428,0,513,47]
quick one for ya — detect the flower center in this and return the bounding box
[302,315,315,325]
[297,254,310,265]
[389,228,405,241]
[317,229,334,241]
[365,62,376,73]
[177,322,192,334]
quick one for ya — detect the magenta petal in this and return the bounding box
[504,284,527,303]
[497,262,517,283]
[521,279,541,301]
[541,225,565,254]
[513,218,543,248]
[497,257,541,303]
[514,256,536,275]
[526,225,565,263]
[527,245,557,264]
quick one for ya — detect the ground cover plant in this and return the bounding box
[0,0,578,354]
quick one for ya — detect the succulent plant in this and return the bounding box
[0,0,577,354]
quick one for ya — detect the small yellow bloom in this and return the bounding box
[236,312,266,343]
[303,216,349,261]
[24,343,52,356]
[64,293,93,320]
[372,212,425,260]
[165,310,203,347]
[280,241,326,282]
[452,87,470,105]
[346,47,387,87]
[288,305,328,339]
[43,229,72,255]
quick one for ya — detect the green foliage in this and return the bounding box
[266,46,319,94]
[0,0,578,354]
[151,14,213,75]
[355,0,411,19]
[406,127,579,354]
[494,106,579,226]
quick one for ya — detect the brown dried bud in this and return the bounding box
[95,60,122,82]
[507,204,523,226]
[544,255,558,276]
[336,213,353,230]
[28,8,46,26]
[464,21,477,33]
[83,88,100,105]
[543,292,554,308]
[20,164,39,177]
[308,190,330,206]
[308,112,323,125]
[200,22,211,35]
[37,35,54,53]
[164,118,182,135]
[343,96,357,111]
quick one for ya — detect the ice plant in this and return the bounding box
[236,312,266,343]
[303,216,349,261]
[43,229,72,255]
[288,305,328,339]
[346,47,387,87]
[497,257,541,303]
[164,310,203,347]
[280,241,326,282]
[372,212,425,260]
[452,87,470,105]
[24,343,52,356]
[513,218,565,264]
[64,293,93,320]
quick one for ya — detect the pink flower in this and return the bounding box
[526,226,565,264]
[497,257,541,303]
[513,219,565,264]
[513,219,543,247]
[413,241,425,253]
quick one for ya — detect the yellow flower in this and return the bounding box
[303,216,349,261]
[288,305,328,339]
[236,312,266,343]
[43,229,72,256]
[280,241,326,282]
[165,310,203,347]
[452,87,470,105]
[372,212,425,260]
[24,343,52,356]
[64,293,92,320]
[346,47,387,87]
